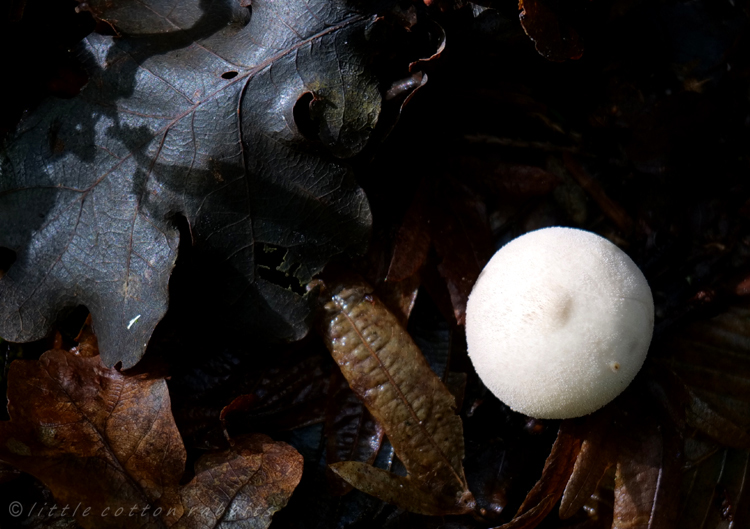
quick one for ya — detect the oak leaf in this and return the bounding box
[0,0,399,368]
[0,348,302,528]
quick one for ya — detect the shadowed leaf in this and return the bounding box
[325,370,385,495]
[612,400,681,529]
[386,181,431,283]
[497,420,582,528]
[175,434,303,529]
[679,445,750,529]
[431,177,493,325]
[560,410,617,519]
[663,304,750,447]
[0,0,406,367]
[318,273,475,515]
[0,348,302,528]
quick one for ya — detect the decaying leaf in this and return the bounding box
[175,435,303,529]
[0,0,419,368]
[318,273,475,515]
[0,348,303,528]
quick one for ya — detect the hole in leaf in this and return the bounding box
[221,71,238,80]
[0,247,17,277]
[57,305,90,344]
[293,91,320,141]
[256,244,306,295]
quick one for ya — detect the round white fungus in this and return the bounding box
[465,227,654,419]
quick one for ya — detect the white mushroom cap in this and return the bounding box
[465,227,654,419]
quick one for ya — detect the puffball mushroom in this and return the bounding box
[465,227,654,419]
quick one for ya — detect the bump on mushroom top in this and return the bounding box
[465,227,654,419]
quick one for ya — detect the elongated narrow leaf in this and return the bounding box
[560,410,617,519]
[318,274,475,515]
[497,421,582,529]
[612,404,681,529]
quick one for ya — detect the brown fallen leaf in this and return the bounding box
[496,420,583,529]
[377,273,421,327]
[518,0,584,62]
[560,409,618,519]
[612,401,681,529]
[318,273,475,515]
[679,444,750,528]
[325,370,385,495]
[661,304,750,447]
[0,348,302,529]
[175,435,303,529]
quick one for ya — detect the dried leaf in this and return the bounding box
[518,0,583,62]
[679,446,750,529]
[663,304,750,446]
[0,460,19,484]
[330,461,464,515]
[175,434,303,529]
[325,370,385,495]
[560,410,617,519]
[612,403,681,529]
[0,349,186,527]
[318,274,475,515]
[498,421,582,529]
[492,163,561,198]
[0,348,302,528]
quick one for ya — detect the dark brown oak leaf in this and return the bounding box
[0,0,423,368]
[0,348,302,529]
[318,273,475,515]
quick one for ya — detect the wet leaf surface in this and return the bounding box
[318,273,474,515]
